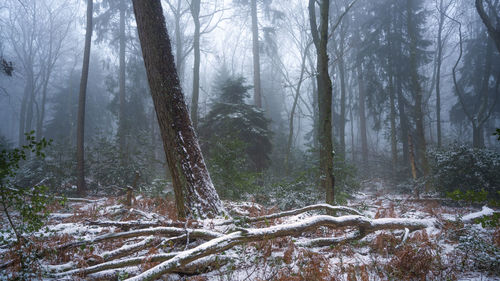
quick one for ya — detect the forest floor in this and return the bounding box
[1,179,499,280]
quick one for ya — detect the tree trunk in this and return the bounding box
[389,74,397,177]
[132,0,223,219]
[285,46,308,173]
[356,64,368,165]
[76,0,93,196]
[407,0,429,177]
[435,0,445,148]
[190,0,201,129]
[251,0,262,108]
[309,0,335,205]
[338,21,347,157]
[476,0,500,53]
[18,78,30,145]
[174,1,185,85]
[118,0,127,155]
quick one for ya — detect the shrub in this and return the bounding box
[428,145,500,200]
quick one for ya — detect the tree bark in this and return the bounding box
[309,0,335,205]
[76,0,93,196]
[407,0,429,177]
[132,0,223,218]
[190,0,201,129]
[251,0,262,108]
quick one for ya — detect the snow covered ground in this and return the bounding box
[0,181,499,280]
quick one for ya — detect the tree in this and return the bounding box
[199,74,272,172]
[406,0,430,177]
[132,0,223,218]
[309,0,335,205]
[76,0,94,196]
[450,7,500,148]
[476,0,500,53]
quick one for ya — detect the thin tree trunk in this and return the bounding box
[309,0,335,205]
[190,0,200,129]
[76,0,93,196]
[285,44,309,173]
[132,0,223,219]
[118,0,127,155]
[251,0,262,108]
[435,0,444,148]
[338,21,347,157]
[356,64,368,164]
[389,74,397,177]
[18,81,30,145]
[174,1,184,84]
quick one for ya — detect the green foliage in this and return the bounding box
[494,128,500,141]
[0,132,53,237]
[428,145,500,200]
[446,189,500,227]
[200,74,272,172]
[0,132,56,279]
[205,135,259,200]
[456,227,500,275]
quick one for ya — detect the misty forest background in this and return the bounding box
[1,0,500,220]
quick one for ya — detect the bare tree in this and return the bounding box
[309,0,335,205]
[132,0,223,218]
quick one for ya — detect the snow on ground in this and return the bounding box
[0,180,499,280]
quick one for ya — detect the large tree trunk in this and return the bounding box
[132,0,223,219]
[118,0,127,155]
[251,0,262,108]
[76,0,93,196]
[309,0,335,205]
[407,0,429,177]
[190,0,201,129]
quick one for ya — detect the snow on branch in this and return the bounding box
[57,227,221,251]
[218,203,363,225]
[125,215,435,281]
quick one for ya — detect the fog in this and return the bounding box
[1,0,500,279]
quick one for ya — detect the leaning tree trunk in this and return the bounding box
[76,0,93,196]
[309,0,335,206]
[132,0,223,219]
[251,0,262,108]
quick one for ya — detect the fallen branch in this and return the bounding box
[101,236,162,261]
[86,219,188,229]
[57,227,221,251]
[218,204,363,226]
[51,252,230,278]
[125,215,435,281]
